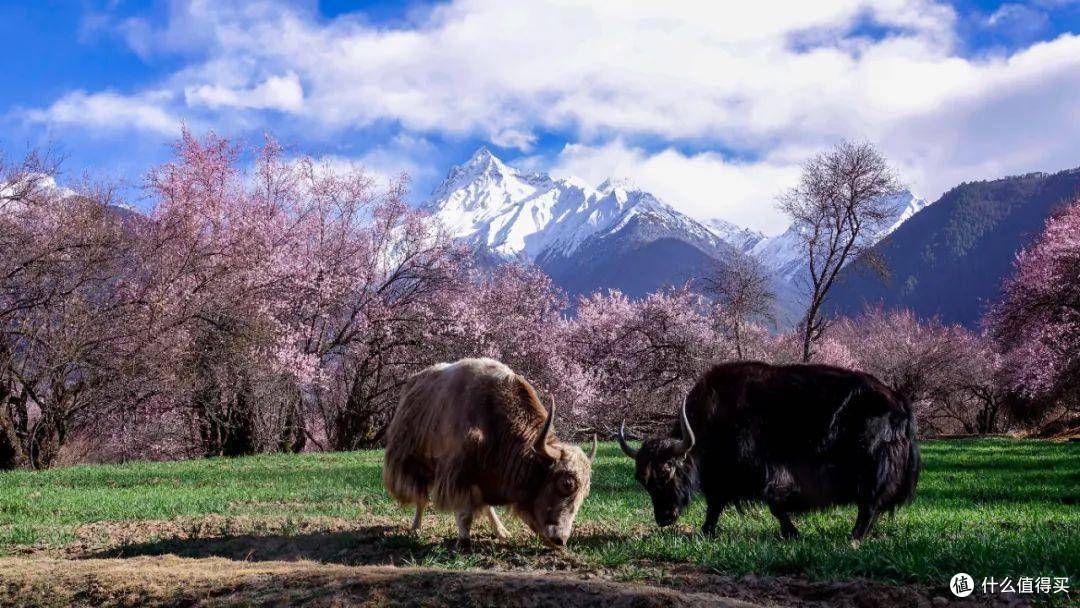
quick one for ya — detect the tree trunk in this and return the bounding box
[801,316,815,363]
[194,379,260,458]
[28,416,65,469]
[0,410,24,470]
[976,393,1001,435]
[276,391,307,454]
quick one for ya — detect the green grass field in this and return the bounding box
[0,439,1076,590]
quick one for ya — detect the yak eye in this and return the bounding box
[556,474,578,496]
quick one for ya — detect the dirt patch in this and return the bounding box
[629,566,1032,608]
[66,515,596,572]
[0,555,754,608]
[0,555,1034,608]
[7,517,1034,607]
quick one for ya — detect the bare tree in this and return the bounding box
[779,141,903,362]
[701,255,775,359]
[0,161,136,468]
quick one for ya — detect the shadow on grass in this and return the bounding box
[89,525,426,566]
[84,524,634,567]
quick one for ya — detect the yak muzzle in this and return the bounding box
[542,525,569,549]
[655,510,679,527]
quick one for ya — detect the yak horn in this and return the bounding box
[587,434,598,462]
[674,399,696,456]
[617,420,639,458]
[535,397,557,459]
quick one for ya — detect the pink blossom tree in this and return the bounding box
[560,286,729,434]
[276,150,467,451]
[130,130,471,455]
[989,194,1080,427]
[0,153,138,468]
[822,307,1004,434]
[432,263,567,393]
[133,132,325,457]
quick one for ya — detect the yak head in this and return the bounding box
[618,402,697,527]
[516,399,597,549]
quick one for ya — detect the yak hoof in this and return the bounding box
[850,539,862,550]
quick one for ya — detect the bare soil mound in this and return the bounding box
[0,555,1032,608]
[0,556,754,608]
[1,518,1032,607]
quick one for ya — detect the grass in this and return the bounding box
[0,439,1076,589]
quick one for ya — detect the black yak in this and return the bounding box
[383,358,596,547]
[618,361,920,541]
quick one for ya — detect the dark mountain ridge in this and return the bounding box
[828,167,1080,327]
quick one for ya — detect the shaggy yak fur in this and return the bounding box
[619,361,920,541]
[383,358,595,547]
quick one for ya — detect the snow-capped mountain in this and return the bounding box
[425,147,595,259]
[426,147,730,261]
[425,148,740,298]
[714,190,931,286]
[425,147,932,317]
[706,219,766,254]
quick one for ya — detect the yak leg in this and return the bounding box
[764,464,799,539]
[769,504,800,539]
[851,504,880,544]
[410,499,427,533]
[455,508,475,548]
[484,506,510,540]
[702,500,727,536]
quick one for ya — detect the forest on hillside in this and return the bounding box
[830,168,1080,326]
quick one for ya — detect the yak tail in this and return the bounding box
[891,414,921,509]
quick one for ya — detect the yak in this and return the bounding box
[618,361,920,542]
[383,358,596,548]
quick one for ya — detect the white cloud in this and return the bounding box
[25,0,1080,229]
[303,134,439,192]
[23,89,181,135]
[488,128,537,152]
[550,140,801,235]
[880,34,1080,199]
[185,72,304,112]
[56,0,970,144]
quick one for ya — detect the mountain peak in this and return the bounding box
[707,219,766,254]
[426,150,728,260]
[598,176,639,193]
[463,145,511,176]
[427,146,518,205]
[468,144,497,164]
[878,189,929,237]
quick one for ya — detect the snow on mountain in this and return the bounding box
[425,147,930,311]
[750,228,806,284]
[705,219,766,254]
[710,190,931,285]
[425,147,728,262]
[878,190,931,237]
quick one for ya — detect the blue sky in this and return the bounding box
[2,0,1079,233]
